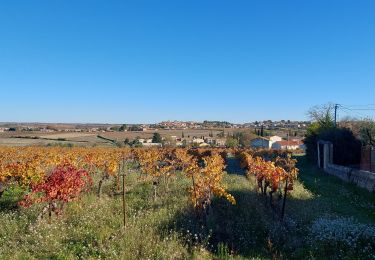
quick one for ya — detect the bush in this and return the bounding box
[323,128,361,166]
[304,126,361,166]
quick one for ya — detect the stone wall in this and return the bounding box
[325,163,375,192]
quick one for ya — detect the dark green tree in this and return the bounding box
[152,133,162,143]
[119,124,127,131]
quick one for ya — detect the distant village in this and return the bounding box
[0,120,311,133]
[134,134,305,152]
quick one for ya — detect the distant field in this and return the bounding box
[0,132,106,147]
[0,129,251,147]
[0,138,50,146]
[39,133,95,139]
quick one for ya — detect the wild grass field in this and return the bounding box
[0,156,374,259]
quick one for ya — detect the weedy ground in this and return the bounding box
[0,156,374,259]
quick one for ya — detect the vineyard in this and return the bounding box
[0,147,374,259]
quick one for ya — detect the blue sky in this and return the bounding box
[0,1,374,123]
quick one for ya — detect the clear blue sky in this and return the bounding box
[0,1,374,124]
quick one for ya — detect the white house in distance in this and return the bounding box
[142,142,162,147]
[271,140,305,150]
[192,138,205,144]
[138,138,153,144]
[250,135,282,149]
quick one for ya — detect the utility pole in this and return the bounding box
[334,104,339,127]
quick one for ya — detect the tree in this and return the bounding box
[217,131,225,138]
[359,119,375,146]
[119,124,127,131]
[307,103,335,129]
[226,137,239,148]
[192,142,200,148]
[131,139,143,147]
[260,125,264,137]
[304,104,336,162]
[152,133,162,143]
[128,125,143,131]
[182,131,185,138]
[110,126,120,131]
[162,136,176,147]
[232,132,256,147]
[304,104,361,165]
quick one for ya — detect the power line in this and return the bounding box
[344,108,375,111]
[340,106,374,119]
[342,104,375,108]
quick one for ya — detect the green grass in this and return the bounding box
[0,156,374,259]
[294,156,375,223]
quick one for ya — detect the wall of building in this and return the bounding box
[325,163,375,192]
[251,139,270,148]
[318,140,375,192]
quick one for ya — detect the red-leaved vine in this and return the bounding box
[19,164,92,219]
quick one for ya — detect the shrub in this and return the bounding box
[304,126,361,166]
[19,164,92,217]
[319,128,362,166]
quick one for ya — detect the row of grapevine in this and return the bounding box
[0,146,298,222]
[236,149,298,219]
[0,147,235,219]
